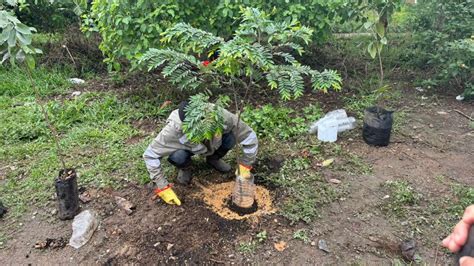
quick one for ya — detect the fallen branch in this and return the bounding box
[454,109,474,121]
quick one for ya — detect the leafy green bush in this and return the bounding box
[407,0,474,94]
[241,104,323,140]
[86,0,348,69]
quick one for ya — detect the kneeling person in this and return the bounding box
[143,98,258,206]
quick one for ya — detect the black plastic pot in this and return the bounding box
[362,106,394,147]
[55,169,79,220]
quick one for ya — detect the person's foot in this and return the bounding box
[176,168,192,185]
[206,157,231,173]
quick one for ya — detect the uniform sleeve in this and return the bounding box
[143,124,177,189]
[224,109,258,166]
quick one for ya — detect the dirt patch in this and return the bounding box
[195,181,276,221]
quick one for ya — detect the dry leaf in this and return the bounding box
[274,241,288,252]
[328,178,341,184]
[322,158,334,167]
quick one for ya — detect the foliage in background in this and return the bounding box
[85,0,351,70]
[0,9,41,67]
[407,0,474,95]
[14,0,84,33]
[241,104,323,140]
[140,8,342,101]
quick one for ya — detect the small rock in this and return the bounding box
[382,195,390,200]
[437,111,448,115]
[228,254,235,258]
[79,192,92,203]
[329,178,341,184]
[400,239,417,261]
[115,196,135,215]
[318,239,330,253]
[71,91,81,97]
[311,241,316,246]
[167,243,174,250]
[51,209,57,215]
[153,242,160,247]
[429,124,434,128]
[415,87,424,92]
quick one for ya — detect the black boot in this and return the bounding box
[176,167,193,185]
[206,157,231,173]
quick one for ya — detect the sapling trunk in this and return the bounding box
[24,65,67,170]
[25,64,78,219]
[377,49,384,86]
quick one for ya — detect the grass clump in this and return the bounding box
[293,229,310,243]
[264,157,340,224]
[383,180,422,217]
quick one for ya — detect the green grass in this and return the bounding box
[293,229,310,243]
[0,67,171,219]
[238,241,258,254]
[262,156,341,224]
[382,180,422,217]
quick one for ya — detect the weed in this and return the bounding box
[238,241,257,254]
[293,229,310,243]
[0,233,6,249]
[256,231,268,243]
[448,185,474,217]
[383,180,422,217]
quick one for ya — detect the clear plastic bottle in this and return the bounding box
[309,109,348,134]
[69,210,98,249]
[337,117,356,132]
[232,175,255,208]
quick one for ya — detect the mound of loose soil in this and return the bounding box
[195,181,276,220]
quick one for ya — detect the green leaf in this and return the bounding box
[15,23,31,35]
[368,42,377,59]
[16,32,32,45]
[7,30,16,47]
[375,22,385,38]
[380,37,387,45]
[25,55,35,70]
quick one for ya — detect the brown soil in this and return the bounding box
[1,88,473,265]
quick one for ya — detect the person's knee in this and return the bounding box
[168,150,192,168]
[221,133,236,150]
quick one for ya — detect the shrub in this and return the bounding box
[85,0,348,70]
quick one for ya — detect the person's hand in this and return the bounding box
[442,205,474,265]
[155,185,181,206]
[236,164,252,179]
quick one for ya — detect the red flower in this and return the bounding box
[202,60,210,67]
